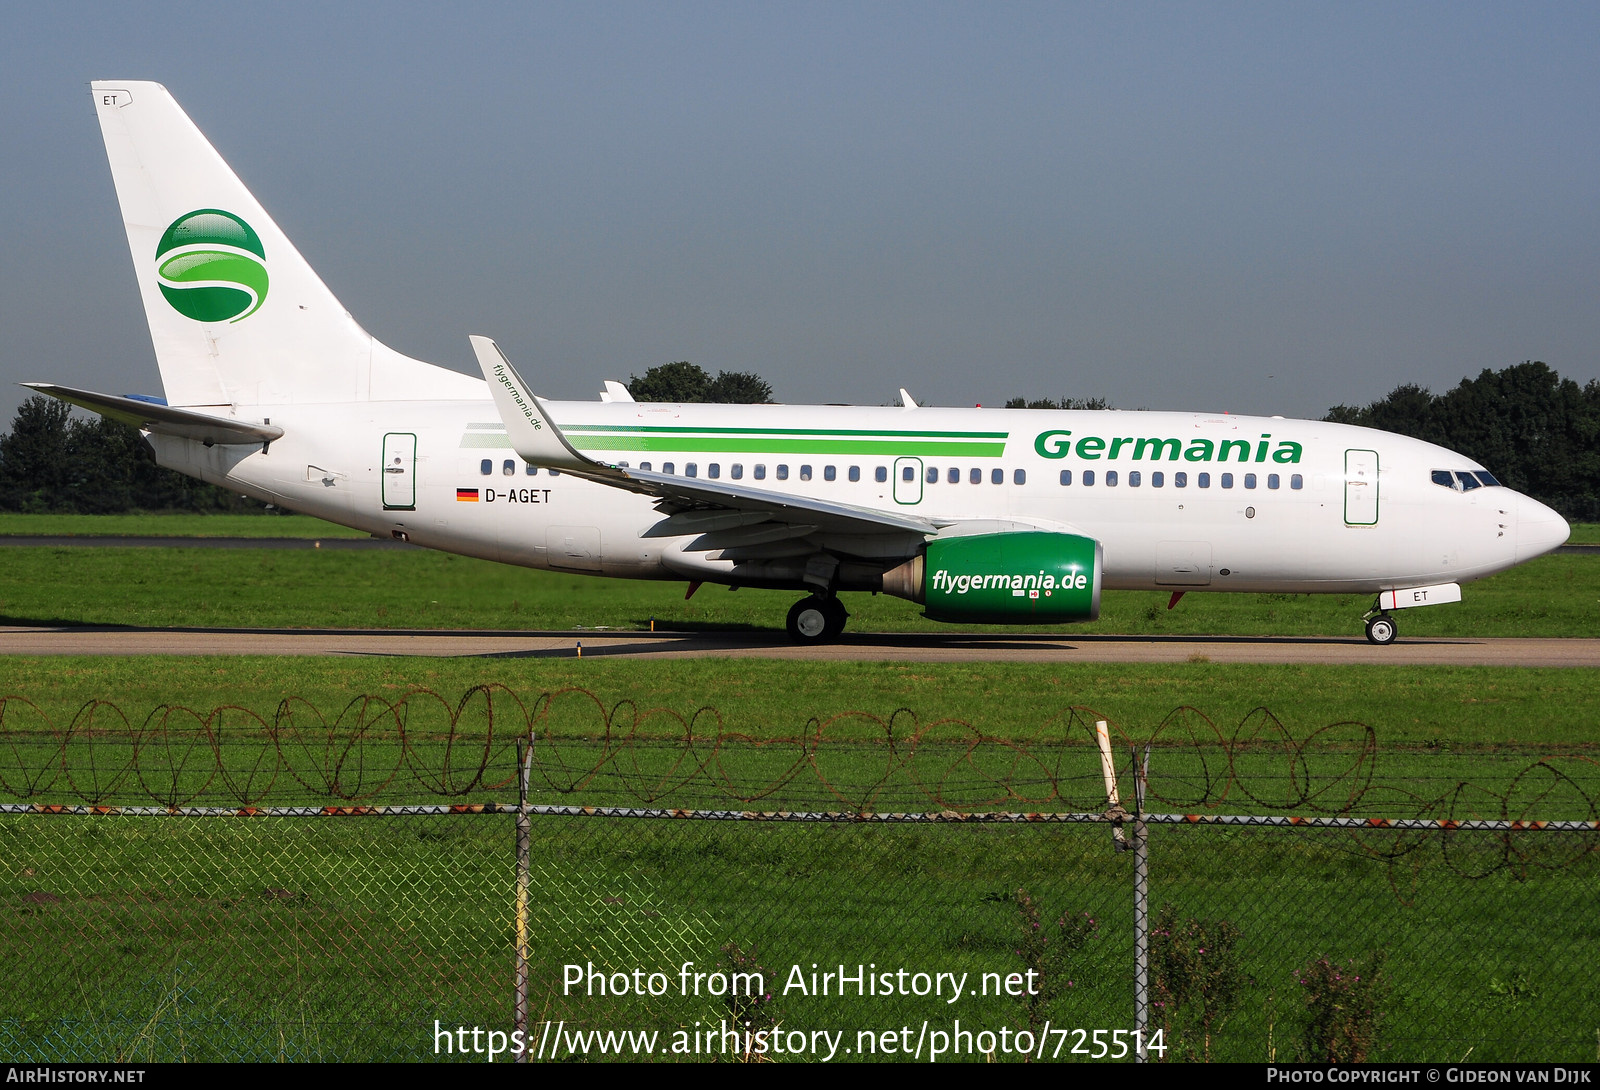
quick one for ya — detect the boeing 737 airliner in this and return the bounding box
[28,82,1571,644]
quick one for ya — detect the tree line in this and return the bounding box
[0,362,774,515]
[1325,361,1599,521]
[1007,362,1598,521]
[0,396,264,514]
[2,361,1593,519]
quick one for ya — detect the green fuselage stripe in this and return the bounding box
[461,424,1009,456]
[574,436,1006,456]
[562,424,1009,440]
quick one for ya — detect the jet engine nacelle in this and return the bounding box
[881,531,1103,624]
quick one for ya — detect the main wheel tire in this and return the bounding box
[1365,615,1398,645]
[821,596,849,639]
[786,598,832,643]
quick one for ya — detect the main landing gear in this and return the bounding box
[786,595,848,644]
[1364,613,1398,646]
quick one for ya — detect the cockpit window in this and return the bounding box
[1433,468,1501,491]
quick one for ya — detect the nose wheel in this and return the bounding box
[786,595,848,643]
[1364,614,1397,646]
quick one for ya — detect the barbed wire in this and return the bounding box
[1,689,1595,832]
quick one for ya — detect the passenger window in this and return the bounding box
[663,462,675,474]
[902,466,915,482]
[1198,473,1210,488]
[1268,474,1279,489]
[1129,471,1142,487]
[502,459,516,476]
[708,463,721,479]
[1152,471,1164,487]
[991,468,1003,485]
[1175,472,1187,487]
[824,465,837,482]
[849,466,861,482]
[686,463,698,478]
[1291,474,1303,490]
[548,468,561,476]
[1221,473,1234,489]
[777,465,789,481]
[970,468,982,485]
[926,467,938,484]
[1083,470,1096,486]
[1014,469,1026,485]
[754,465,765,480]
[640,461,652,471]
[1059,470,1073,486]
[948,467,960,484]
[799,465,812,481]
[875,466,888,483]
[1106,470,1118,487]
[526,464,537,475]
[1244,473,1256,489]
[480,459,492,475]
[731,464,743,480]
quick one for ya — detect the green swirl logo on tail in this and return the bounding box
[155,210,268,322]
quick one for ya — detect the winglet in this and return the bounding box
[469,336,626,479]
[899,388,918,408]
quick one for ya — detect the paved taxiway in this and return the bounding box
[2,626,1595,666]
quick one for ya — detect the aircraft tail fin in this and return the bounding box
[91,82,483,408]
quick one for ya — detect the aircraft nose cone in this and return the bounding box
[1516,494,1570,562]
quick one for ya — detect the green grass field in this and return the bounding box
[2,516,1597,1062]
[1,657,1597,753]
[5,512,1595,544]
[4,739,1593,1062]
[0,513,368,538]
[1,540,1595,637]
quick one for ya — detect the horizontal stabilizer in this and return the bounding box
[20,383,283,445]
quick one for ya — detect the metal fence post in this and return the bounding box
[514,734,533,1062]
[1133,745,1150,1063]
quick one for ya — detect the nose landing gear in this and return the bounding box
[786,595,849,643]
[1363,612,1397,646]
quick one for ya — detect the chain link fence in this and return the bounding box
[1,689,1596,1062]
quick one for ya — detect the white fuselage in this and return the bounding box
[147,399,1569,598]
[82,80,1570,617]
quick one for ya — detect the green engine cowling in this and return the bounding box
[881,531,1102,624]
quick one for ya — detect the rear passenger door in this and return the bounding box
[382,432,417,510]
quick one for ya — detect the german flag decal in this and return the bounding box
[456,488,480,502]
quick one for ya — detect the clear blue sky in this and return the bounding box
[3,1,1597,424]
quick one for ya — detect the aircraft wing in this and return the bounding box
[470,337,942,539]
[614,465,941,536]
[20,383,283,445]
